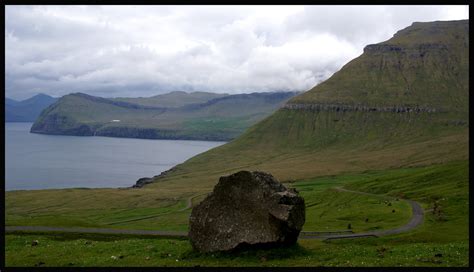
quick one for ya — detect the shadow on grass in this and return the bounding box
[180,242,310,262]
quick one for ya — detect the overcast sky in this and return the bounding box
[5,5,469,100]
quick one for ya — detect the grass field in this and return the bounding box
[5,233,468,267]
[5,161,468,267]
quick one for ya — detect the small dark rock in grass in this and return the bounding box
[435,253,443,257]
[31,240,39,246]
[347,223,352,229]
[119,255,124,259]
[34,261,45,267]
[376,246,388,257]
[388,202,392,206]
[392,209,396,213]
[365,218,369,222]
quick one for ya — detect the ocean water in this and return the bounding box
[5,122,225,191]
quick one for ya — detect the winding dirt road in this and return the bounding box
[6,187,424,240]
[300,187,424,240]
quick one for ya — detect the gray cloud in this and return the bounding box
[5,5,468,100]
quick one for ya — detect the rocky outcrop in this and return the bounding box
[30,113,95,136]
[282,103,441,113]
[131,167,177,188]
[364,43,448,54]
[132,177,154,188]
[364,44,403,53]
[189,171,305,253]
[95,126,173,139]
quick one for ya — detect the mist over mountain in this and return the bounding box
[5,93,58,122]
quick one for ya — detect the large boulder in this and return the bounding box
[189,171,305,253]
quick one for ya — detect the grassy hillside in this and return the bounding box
[30,91,297,141]
[143,20,468,189]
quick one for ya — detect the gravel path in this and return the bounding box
[6,188,424,241]
[177,193,207,212]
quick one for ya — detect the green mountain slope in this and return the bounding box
[148,20,468,191]
[30,91,297,141]
[290,20,468,112]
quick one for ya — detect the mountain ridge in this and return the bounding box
[31,91,298,141]
[5,93,58,122]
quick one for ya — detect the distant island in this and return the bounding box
[5,94,58,122]
[30,91,299,141]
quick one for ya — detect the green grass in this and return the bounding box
[296,185,411,232]
[5,233,468,267]
[5,161,469,267]
[6,188,193,231]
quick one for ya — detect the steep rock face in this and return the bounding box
[289,20,469,113]
[95,126,172,140]
[30,113,94,136]
[189,171,305,253]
